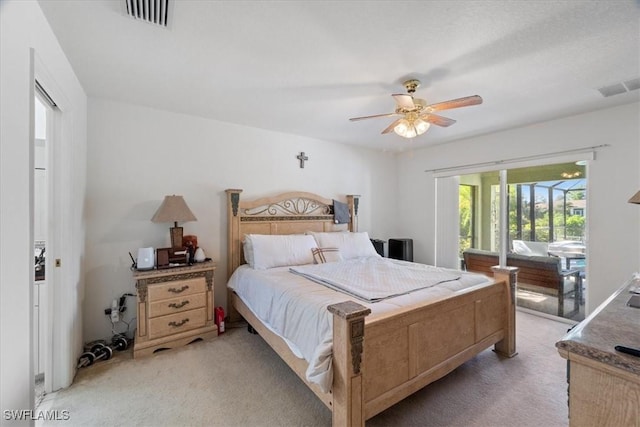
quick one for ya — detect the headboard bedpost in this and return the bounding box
[225,189,243,323]
[347,194,360,232]
[225,189,243,278]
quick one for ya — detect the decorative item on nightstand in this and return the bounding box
[182,234,205,265]
[182,235,198,248]
[151,195,197,248]
[194,247,206,262]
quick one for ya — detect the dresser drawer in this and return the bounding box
[149,292,206,318]
[148,307,207,340]
[147,277,206,301]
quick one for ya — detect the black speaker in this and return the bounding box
[388,238,413,262]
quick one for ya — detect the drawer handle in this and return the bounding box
[168,318,189,328]
[168,285,189,294]
[168,300,190,309]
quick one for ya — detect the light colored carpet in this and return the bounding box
[38,311,571,427]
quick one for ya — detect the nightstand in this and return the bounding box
[132,261,217,358]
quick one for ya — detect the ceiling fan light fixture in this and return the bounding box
[394,119,411,137]
[414,118,430,135]
[404,126,417,138]
[394,117,429,138]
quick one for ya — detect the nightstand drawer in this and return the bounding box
[149,292,206,318]
[147,277,206,301]
[148,307,207,340]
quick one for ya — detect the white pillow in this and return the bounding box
[511,240,532,255]
[308,231,379,260]
[524,241,549,256]
[246,234,317,270]
[312,247,344,264]
[512,240,548,256]
[242,237,254,267]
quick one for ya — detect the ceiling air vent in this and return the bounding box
[623,77,640,92]
[597,77,640,97]
[124,0,172,27]
[597,83,627,98]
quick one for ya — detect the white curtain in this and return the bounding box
[435,176,460,269]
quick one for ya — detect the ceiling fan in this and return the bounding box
[349,79,483,138]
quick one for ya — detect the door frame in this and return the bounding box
[34,52,78,393]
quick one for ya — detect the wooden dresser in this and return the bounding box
[133,261,217,358]
[556,275,640,427]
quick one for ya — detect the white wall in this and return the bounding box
[397,102,640,314]
[84,97,398,342]
[1,0,87,419]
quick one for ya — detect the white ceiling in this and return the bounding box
[38,0,640,151]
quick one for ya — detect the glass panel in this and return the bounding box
[458,184,475,258]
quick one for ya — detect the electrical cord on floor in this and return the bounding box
[119,293,137,312]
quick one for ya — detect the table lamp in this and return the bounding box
[628,190,640,204]
[151,195,197,248]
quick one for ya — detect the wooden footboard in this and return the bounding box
[329,267,517,426]
[361,278,510,419]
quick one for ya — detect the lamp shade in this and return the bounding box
[629,190,640,205]
[151,195,197,223]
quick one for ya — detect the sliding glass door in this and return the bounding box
[456,162,587,321]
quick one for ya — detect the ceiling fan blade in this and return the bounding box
[392,94,415,109]
[421,113,457,127]
[349,112,399,121]
[381,118,404,134]
[426,95,483,112]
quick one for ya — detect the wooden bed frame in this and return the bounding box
[225,189,517,426]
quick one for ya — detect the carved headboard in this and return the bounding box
[225,189,360,276]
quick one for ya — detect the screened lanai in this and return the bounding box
[511,178,586,243]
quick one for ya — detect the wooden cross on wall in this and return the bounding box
[297,152,309,168]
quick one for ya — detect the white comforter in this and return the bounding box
[227,256,492,392]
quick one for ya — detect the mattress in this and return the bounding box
[227,256,493,392]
